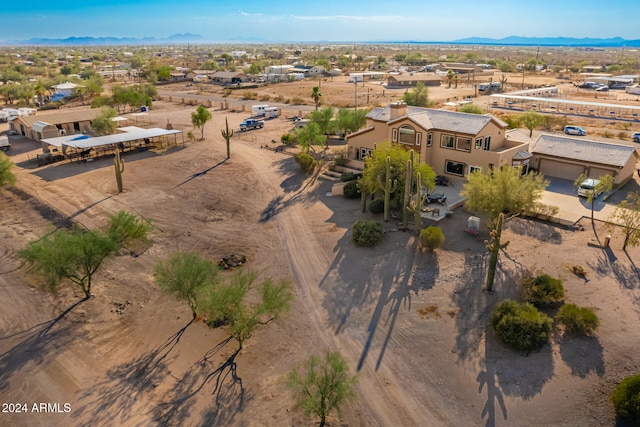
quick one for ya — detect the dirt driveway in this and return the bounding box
[1,101,639,426]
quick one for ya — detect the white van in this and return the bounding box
[564,125,586,136]
[578,178,601,198]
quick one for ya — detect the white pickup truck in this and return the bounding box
[0,135,10,152]
[239,119,264,132]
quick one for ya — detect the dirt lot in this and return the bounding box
[1,99,640,427]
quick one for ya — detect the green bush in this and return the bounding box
[490,300,552,352]
[419,226,445,251]
[522,274,565,306]
[352,220,383,247]
[610,373,640,424]
[343,180,360,199]
[340,172,362,182]
[294,152,316,173]
[368,199,384,214]
[555,304,599,335]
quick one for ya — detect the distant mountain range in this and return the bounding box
[1,34,640,47]
[451,36,640,47]
[0,33,206,46]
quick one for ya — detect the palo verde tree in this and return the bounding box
[0,152,16,188]
[335,108,367,136]
[401,82,433,107]
[191,105,213,141]
[19,211,148,299]
[311,86,322,111]
[517,111,545,137]
[294,122,325,152]
[574,173,615,223]
[91,106,118,136]
[154,252,221,319]
[287,351,358,427]
[361,142,435,216]
[608,191,640,251]
[461,165,549,227]
[310,106,335,146]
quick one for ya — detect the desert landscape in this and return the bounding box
[1,70,640,427]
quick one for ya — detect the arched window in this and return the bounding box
[398,125,416,144]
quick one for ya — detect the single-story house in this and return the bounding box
[530,135,639,185]
[10,109,99,141]
[52,82,82,97]
[347,102,533,178]
[386,73,442,88]
[211,71,248,85]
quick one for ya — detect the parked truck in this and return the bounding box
[239,119,264,132]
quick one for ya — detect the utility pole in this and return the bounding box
[354,80,358,110]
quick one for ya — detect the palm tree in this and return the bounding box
[311,86,321,111]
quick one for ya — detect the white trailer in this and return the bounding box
[263,107,279,118]
[252,104,269,116]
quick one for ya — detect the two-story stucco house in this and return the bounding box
[347,102,533,178]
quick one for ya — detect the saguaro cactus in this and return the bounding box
[377,155,398,222]
[113,149,125,194]
[402,150,414,229]
[406,171,427,233]
[221,117,233,159]
[484,212,510,292]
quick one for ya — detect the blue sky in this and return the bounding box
[2,0,637,42]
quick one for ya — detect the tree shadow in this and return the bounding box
[71,319,193,426]
[504,217,563,244]
[259,167,322,223]
[558,334,605,378]
[0,298,86,393]
[152,336,249,427]
[174,158,228,188]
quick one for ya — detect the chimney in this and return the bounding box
[389,101,407,120]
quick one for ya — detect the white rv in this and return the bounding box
[263,107,279,118]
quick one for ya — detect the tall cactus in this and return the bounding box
[406,171,427,233]
[402,150,414,229]
[221,117,233,159]
[113,149,125,194]
[377,155,398,222]
[484,212,510,292]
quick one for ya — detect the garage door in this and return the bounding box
[538,159,585,181]
[588,167,614,180]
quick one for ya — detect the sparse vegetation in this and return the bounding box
[419,226,445,251]
[490,300,553,352]
[555,304,599,335]
[294,152,316,173]
[610,373,640,425]
[522,274,565,307]
[351,220,383,247]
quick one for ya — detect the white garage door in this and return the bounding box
[538,159,585,181]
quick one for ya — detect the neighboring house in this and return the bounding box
[347,102,533,178]
[264,65,294,75]
[10,109,99,142]
[210,71,247,85]
[530,135,639,185]
[386,73,442,88]
[52,82,82,98]
[30,121,59,141]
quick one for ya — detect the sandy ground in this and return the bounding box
[1,97,640,427]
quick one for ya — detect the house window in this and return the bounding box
[398,125,416,144]
[416,132,422,146]
[441,134,455,149]
[427,133,433,147]
[445,160,465,176]
[456,137,471,152]
[483,136,491,151]
[358,148,373,159]
[475,137,483,149]
[469,165,481,175]
[392,128,398,142]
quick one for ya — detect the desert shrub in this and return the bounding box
[522,274,565,307]
[351,220,383,247]
[259,94,271,102]
[610,373,640,424]
[368,199,384,214]
[555,304,599,335]
[90,96,111,108]
[294,152,316,174]
[187,131,195,142]
[290,97,304,105]
[601,130,613,138]
[490,300,552,352]
[241,91,258,100]
[617,131,628,140]
[222,89,232,98]
[281,132,296,145]
[340,172,361,182]
[342,180,360,199]
[419,226,445,251]
[274,95,285,103]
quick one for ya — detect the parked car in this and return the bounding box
[577,178,602,198]
[595,85,609,92]
[633,132,640,143]
[238,119,264,132]
[564,125,587,136]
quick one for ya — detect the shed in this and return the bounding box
[31,121,59,141]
